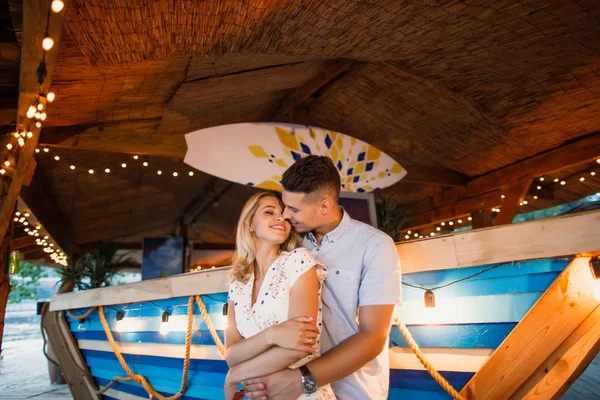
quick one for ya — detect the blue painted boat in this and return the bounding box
[48,211,600,399]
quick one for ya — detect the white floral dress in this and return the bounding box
[229,248,336,399]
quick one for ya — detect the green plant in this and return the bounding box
[8,262,48,303]
[375,192,407,241]
[56,259,88,291]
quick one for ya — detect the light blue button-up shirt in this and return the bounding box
[303,209,402,399]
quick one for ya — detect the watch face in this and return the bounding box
[302,376,318,394]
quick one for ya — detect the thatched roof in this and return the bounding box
[2,0,600,263]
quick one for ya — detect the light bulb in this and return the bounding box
[536,186,541,190]
[26,131,33,138]
[173,172,178,177]
[414,233,418,237]
[6,143,12,150]
[468,216,472,221]
[54,155,60,161]
[121,163,126,168]
[554,178,559,182]
[18,137,25,147]
[189,171,194,176]
[36,122,41,128]
[70,165,75,170]
[51,0,64,13]
[501,194,506,199]
[591,172,596,176]
[597,158,600,164]
[407,230,411,234]
[35,148,40,153]
[13,217,18,222]
[20,131,26,137]
[580,177,585,182]
[430,232,435,236]
[36,225,41,230]
[143,162,148,167]
[157,170,162,175]
[42,37,54,51]
[440,222,445,226]
[523,200,528,205]
[44,235,48,239]
[533,195,538,200]
[457,219,462,224]
[159,312,170,335]
[88,169,94,174]
[15,212,20,216]
[37,104,43,111]
[105,168,110,173]
[40,113,47,121]
[405,235,410,239]
[47,92,55,102]
[0,169,5,175]
[560,180,566,185]
[24,228,29,232]
[24,212,30,217]
[23,221,28,226]
[28,105,36,114]
[4,160,10,167]
[539,177,544,182]
[436,227,441,231]
[133,155,138,160]
[449,221,454,226]
[43,148,49,153]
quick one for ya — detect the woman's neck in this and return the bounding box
[254,242,281,278]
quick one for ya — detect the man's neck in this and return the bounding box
[312,208,343,246]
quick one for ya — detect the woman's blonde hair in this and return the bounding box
[230,191,300,283]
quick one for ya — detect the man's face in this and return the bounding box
[281,190,321,233]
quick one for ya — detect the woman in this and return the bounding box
[224,191,335,399]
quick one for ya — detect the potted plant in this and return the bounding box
[375,192,407,242]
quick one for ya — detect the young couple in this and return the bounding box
[224,155,402,399]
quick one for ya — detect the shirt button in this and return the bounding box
[316,248,320,252]
[336,270,340,275]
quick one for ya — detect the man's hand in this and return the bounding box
[243,368,303,400]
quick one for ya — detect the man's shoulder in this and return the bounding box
[347,218,393,243]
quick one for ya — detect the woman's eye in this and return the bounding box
[265,211,273,215]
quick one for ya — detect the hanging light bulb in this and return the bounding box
[424,290,435,308]
[536,186,541,190]
[133,155,139,160]
[413,233,418,238]
[37,104,44,111]
[105,168,110,173]
[143,162,148,167]
[189,171,194,176]
[89,169,94,174]
[468,216,472,221]
[18,137,25,147]
[4,160,10,167]
[173,172,178,177]
[1,169,6,175]
[404,235,410,239]
[523,200,528,205]
[51,0,64,13]
[13,132,20,138]
[54,155,60,161]
[23,221,28,226]
[6,143,12,150]
[501,194,505,199]
[70,165,75,170]
[157,170,162,175]
[591,171,596,176]
[560,180,566,185]
[533,195,538,200]
[40,113,47,121]
[448,221,454,226]
[26,131,33,138]
[121,163,127,168]
[35,148,40,153]
[159,312,171,335]
[115,311,125,332]
[42,37,54,51]
[407,230,411,234]
[440,222,445,226]
[36,225,41,230]
[27,107,35,119]
[47,92,55,102]
[554,178,559,183]
[539,177,545,182]
[43,148,49,153]
[36,122,41,128]
[457,219,463,224]
[436,227,441,231]
[580,177,585,182]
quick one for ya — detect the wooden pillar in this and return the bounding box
[494,176,533,226]
[470,209,494,229]
[0,202,15,355]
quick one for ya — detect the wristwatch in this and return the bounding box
[299,365,318,394]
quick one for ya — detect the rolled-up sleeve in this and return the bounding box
[358,233,402,307]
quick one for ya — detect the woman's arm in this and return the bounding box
[227,267,320,382]
[224,301,273,367]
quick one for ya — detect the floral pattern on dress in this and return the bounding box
[229,247,336,400]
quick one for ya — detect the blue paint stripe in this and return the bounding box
[388,388,454,399]
[85,355,226,386]
[95,377,214,400]
[81,349,228,373]
[73,330,225,345]
[91,368,225,399]
[401,271,559,301]
[390,323,516,348]
[389,369,472,391]
[403,258,569,286]
[70,317,225,333]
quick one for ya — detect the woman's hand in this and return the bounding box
[267,316,320,353]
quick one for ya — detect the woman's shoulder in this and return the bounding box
[281,247,313,261]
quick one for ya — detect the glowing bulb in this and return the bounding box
[536,186,541,190]
[70,165,75,170]
[6,143,12,150]
[405,235,410,239]
[414,233,418,237]
[501,194,505,199]
[105,168,110,173]
[189,171,194,176]
[18,137,25,147]
[440,222,445,226]
[580,177,585,182]
[173,172,178,177]
[54,155,60,161]
[13,217,18,222]
[554,178,559,182]
[88,169,94,174]
[468,216,472,221]
[436,227,441,231]
[49,243,54,247]
[43,148,49,153]
[36,225,41,230]
[597,158,600,164]
[143,162,148,167]
[40,113,47,121]
[539,177,544,182]
[591,172,596,176]
[51,0,64,13]
[15,212,20,216]
[457,219,462,224]
[560,180,566,185]
[133,155,138,160]
[159,312,171,335]
[407,230,411,234]
[37,104,44,111]
[36,122,41,128]
[47,92,55,102]
[523,200,528,205]
[28,105,36,114]
[42,37,54,51]
[157,170,162,175]
[4,160,10,167]
[0,169,5,175]
[519,202,523,206]
[24,228,29,232]
[27,109,35,119]
[121,163,127,168]
[449,221,454,226]
[26,131,33,138]
[430,232,435,236]
[23,221,28,226]
[44,235,48,239]
[533,195,538,199]
[35,148,40,153]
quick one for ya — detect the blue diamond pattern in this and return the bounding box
[325,134,333,149]
[337,161,342,171]
[366,162,374,172]
[357,188,365,193]
[353,176,360,183]
[357,152,366,162]
[300,142,311,155]
[247,182,254,186]
[291,151,302,161]
[347,168,354,176]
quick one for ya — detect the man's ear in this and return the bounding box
[320,197,333,214]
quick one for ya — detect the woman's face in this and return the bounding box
[251,196,291,245]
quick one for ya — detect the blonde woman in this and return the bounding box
[224,191,335,400]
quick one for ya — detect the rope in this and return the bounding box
[394,317,465,400]
[195,295,225,356]
[98,296,195,400]
[66,307,97,320]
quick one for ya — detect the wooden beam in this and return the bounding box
[274,59,355,120]
[494,176,533,226]
[470,209,493,229]
[403,165,469,187]
[513,304,600,399]
[10,235,37,250]
[460,257,600,399]
[0,0,67,244]
[183,179,234,226]
[397,209,600,274]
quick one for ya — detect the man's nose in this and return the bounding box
[282,208,291,220]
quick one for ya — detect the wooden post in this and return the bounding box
[0,203,15,355]
[460,257,600,399]
[494,176,533,226]
[470,209,494,229]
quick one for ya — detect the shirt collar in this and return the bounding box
[307,207,352,245]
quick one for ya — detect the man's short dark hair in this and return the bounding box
[281,155,341,198]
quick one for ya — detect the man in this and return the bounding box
[244,155,402,399]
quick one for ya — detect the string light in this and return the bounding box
[457,219,463,224]
[121,163,126,168]
[51,0,65,13]
[105,168,110,173]
[554,178,559,183]
[189,171,194,176]
[18,138,25,147]
[436,227,441,231]
[539,177,545,182]
[36,122,41,128]
[533,195,538,200]
[4,160,10,167]
[42,37,54,51]
[26,131,33,138]
[501,194,505,199]
[54,155,60,161]
[37,104,43,111]
[69,165,75,170]
[43,148,49,153]
[414,233,418,237]
[440,222,445,226]
[523,200,528,205]
[448,221,454,226]
[407,230,411,234]
[47,92,55,102]
[159,312,171,335]
[597,158,600,164]
[560,180,566,185]
[405,235,410,239]
[157,170,162,175]
[143,162,148,167]
[88,169,94,174]
[536,186,542,190]
[133,155,139,160]
[468,216,472,221]
[580,177,585,182]
[173,172,178,177]
[6,143,12,150]
[591,172,596,176]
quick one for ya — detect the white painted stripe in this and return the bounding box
[389,347,493,373]
[75,314,228,332]
[79,339,490,373]
[78,339,225,361]
[102,388,147,400]
[396,292,537,324]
